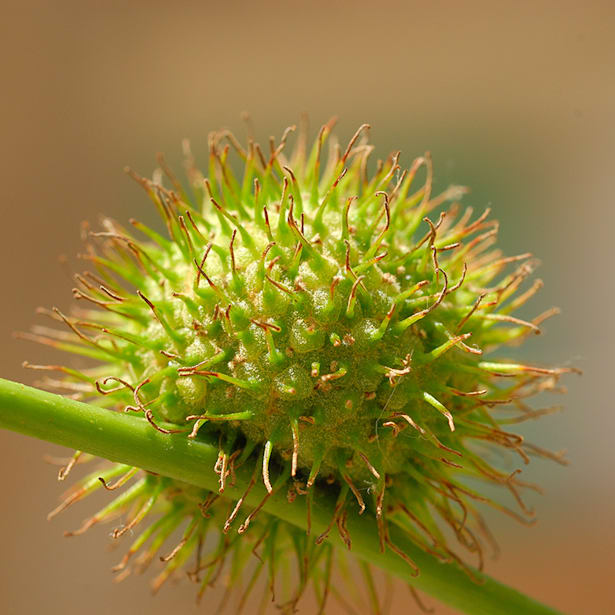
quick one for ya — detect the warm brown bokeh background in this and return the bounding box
[1,1,613,614]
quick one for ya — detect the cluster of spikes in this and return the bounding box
[23,118,577,613]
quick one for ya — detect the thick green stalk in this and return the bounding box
[0,378,563,615]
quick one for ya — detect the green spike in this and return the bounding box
[209,196,237,238]
[364,191,391,261]
[307,444,326,488]
[371,304,396,341]
[65,478,148,537]
[306,124,328,206]
[423,392,455,431]
[129,218,173,252]
[283,166,304,217]
[137,291,185,346]
[136,508,187,572]
[313,167,347,233]
[340,196,355,241]
[262,440,274,492]
[428,333,472,361]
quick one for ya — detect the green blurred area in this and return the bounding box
[0,1,612,614]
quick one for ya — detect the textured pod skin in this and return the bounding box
[26,121,576,611]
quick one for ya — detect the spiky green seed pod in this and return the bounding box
[23,121,576,611]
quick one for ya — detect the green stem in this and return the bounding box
[0,378,563,615]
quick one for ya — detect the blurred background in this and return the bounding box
[0,1,613,613]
